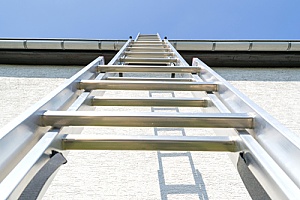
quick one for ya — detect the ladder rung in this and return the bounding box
[98,65,200,73]
[119,57,178,63]
[62,135,239,152]
[132,41,164,44]
[131,44,167,47]
[41,111,254,128]
[137,35,159,37]
[136,37,160,39]
[136,39,161,41]
[124,52,174,56]
[91,97,208,107]
[105,77,196,82]
[138,34,158,37]
[78,80,218,91]
[137,38,159,40]
[137,36,161,41]
[127,47,170,52]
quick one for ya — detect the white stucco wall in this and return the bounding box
[0,65,299,199]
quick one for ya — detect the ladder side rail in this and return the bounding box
[164,39,189,66]
[106,39,132,65]
[134,33,141,41]
[97,38,132,79]
[0,130,60,200]
[238,131,300,199]
[193,58,300,190]
[192,74,299,199]
[156,33,161,41]
[5,92,91,199]
[2,92,92,199]
[0,56,104,195]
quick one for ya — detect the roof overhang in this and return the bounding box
[1,39,300,67]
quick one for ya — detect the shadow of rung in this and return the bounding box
[157,150,208,200]
[163,184,205,194]
[149,91,175,98]
[154,127,186,136]
[158,170,208,200]
[155,127,185,132]
[158,152,190,157]
[151,107,179,112]
[150,90,208,200]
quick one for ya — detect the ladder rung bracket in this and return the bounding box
[91,97,208,107]
[97,65,201,73]
[238,131,300,199]
[105,77,196,82]
[78,80,218,91]
[62,135,239,152]
[0,130,59,200]
[41,111,254,128]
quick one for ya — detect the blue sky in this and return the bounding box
[0,0,299,40]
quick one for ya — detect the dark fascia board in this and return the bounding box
[1,49,300,67]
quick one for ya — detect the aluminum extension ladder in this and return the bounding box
[0,33,300,199]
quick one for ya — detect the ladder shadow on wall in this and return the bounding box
[150,91,208,200]
[156,150,209,200]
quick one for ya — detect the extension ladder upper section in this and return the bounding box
[0,33,300,199]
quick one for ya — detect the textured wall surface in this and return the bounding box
[0,65,299,199]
